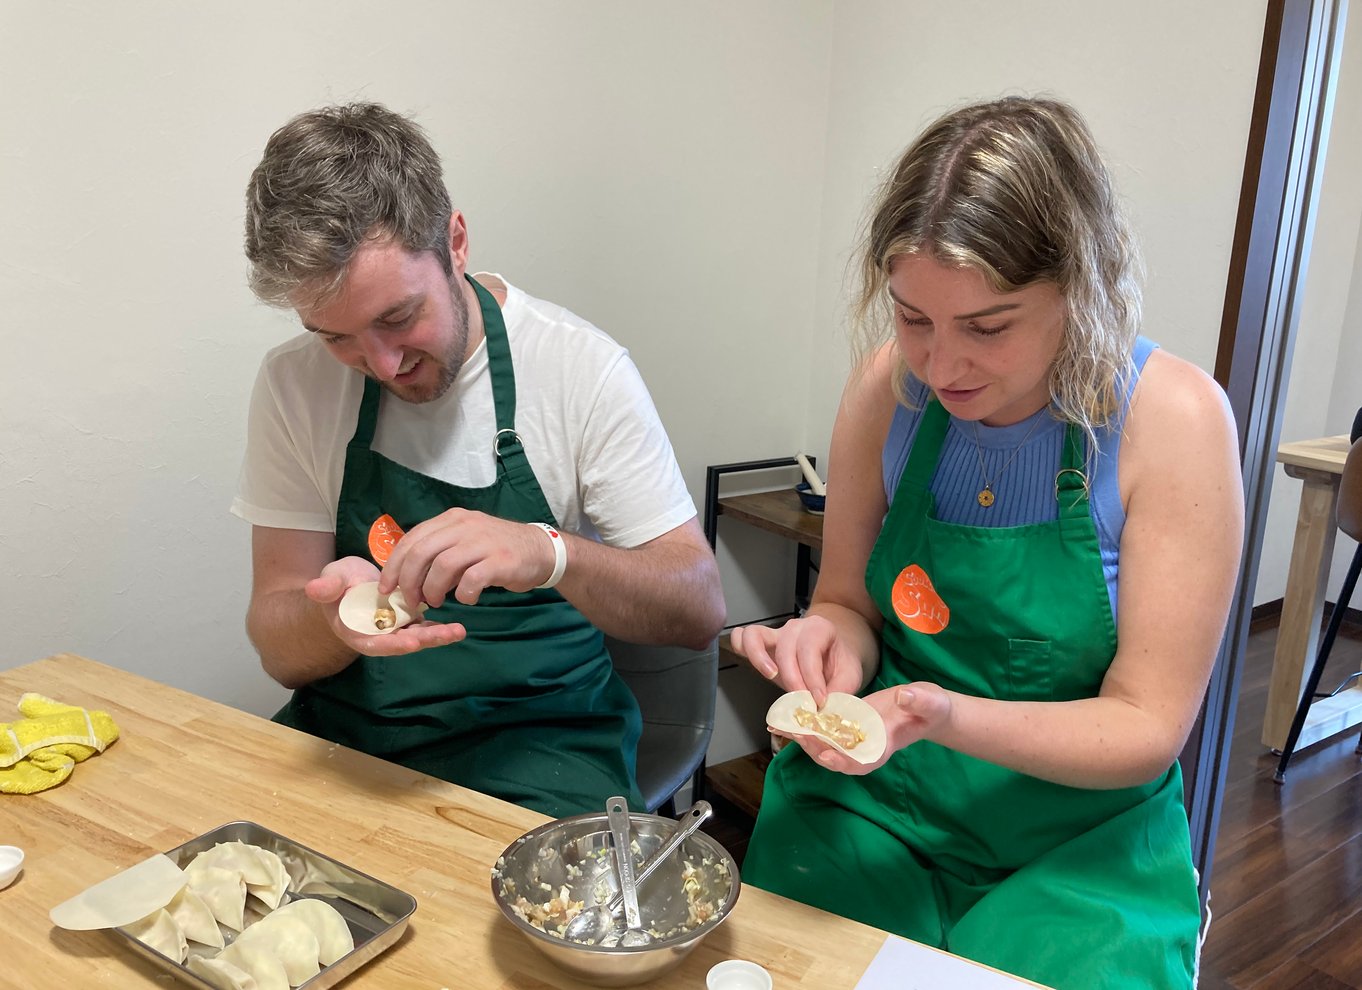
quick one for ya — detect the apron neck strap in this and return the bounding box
[900,398,951,493]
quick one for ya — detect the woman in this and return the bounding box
[730,96,1243,989]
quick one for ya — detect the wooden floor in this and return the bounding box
[1201,615,1362,990]
[702,616,1362,989]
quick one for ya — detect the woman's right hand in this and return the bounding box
[729,615,866,706]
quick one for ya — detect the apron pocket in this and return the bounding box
[1006,639,1053,701]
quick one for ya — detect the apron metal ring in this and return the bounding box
[1054,467,1090,504]
[494,428,524,454]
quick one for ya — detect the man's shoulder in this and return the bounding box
[500,277,627,359]
[259,332,355,389]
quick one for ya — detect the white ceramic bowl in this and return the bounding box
[0,845,25,890]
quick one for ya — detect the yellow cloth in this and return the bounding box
[0,693,120,794]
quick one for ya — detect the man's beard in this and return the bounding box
[379,275,471,404]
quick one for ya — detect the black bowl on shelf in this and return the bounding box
[795,482,825,515]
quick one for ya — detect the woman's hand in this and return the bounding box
[779,681,954,774]
[729,615,866,705]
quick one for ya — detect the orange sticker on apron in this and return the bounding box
[368,514,405,566]
[891,564,949,634]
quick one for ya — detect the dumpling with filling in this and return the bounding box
[187,955,259,990]
[189,842,277,888]
[233,912,321,987]
[245,848,290,911]
[166,884,225,948]
[217,938,290,990]
[123,907,187,964]
[270,897,354,965]
[186,864,248,932]
[766,690,887,764]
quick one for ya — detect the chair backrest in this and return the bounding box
[605,636,718,813]
[1339,438,1362,542]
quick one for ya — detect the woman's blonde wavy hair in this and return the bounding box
[851,96,1143,443]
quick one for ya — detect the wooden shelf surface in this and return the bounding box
[705,749,773,822]
[717,489,823,550]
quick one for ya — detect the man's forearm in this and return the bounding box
[247,589,359,689]
[554,534,725,649]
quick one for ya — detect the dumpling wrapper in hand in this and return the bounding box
[166,884,225,949]
[337,582,426,636]
[49,853,186,930]
[187,955,260,990]
[271,897,354,965]
[186,863,248,932]
[766,690,887,765]
[123,907,188,964]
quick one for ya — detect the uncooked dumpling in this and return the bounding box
[225,912,318,988]
[271,897,354,965]
[337,582,426,635]
[766,690,887,764]
[187,955,260,990]
[166,884,225,949]
[217,938,290,990]
[124,907,188,964]
[186,864,248,932]
[189,842,276,888]
[245,848,290,911]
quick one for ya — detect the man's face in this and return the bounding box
[296,238,472,404]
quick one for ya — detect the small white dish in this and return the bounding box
[707,959,773,990]
[0,845,25,890]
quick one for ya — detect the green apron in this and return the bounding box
[744,400,1199,989]
[275,277,644,818]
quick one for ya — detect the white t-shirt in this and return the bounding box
[231,275,696,548]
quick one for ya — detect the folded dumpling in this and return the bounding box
[233,912,321,987]
[245,848,290,911]
[217,938,290,990]
[270,897,354,965]
[185,864,247,932]
[124,907,187,964]
[166,885,225,949]
[187,955,260,990]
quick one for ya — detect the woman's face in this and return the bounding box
[887,253,1066,426]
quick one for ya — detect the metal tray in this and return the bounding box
[109,821,417,989]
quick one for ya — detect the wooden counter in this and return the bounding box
[0,654,1047,988]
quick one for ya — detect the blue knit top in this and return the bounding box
[882,337,1158,624]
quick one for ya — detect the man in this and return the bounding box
[232,102,725,817]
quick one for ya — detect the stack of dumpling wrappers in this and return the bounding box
[122,840,354,990]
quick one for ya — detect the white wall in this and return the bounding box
[2,1,1338,769]
[1255,5,1362,607]
[0,1,832,752]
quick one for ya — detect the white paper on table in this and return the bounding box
[854,934,1050,989]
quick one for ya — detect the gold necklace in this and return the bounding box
[970,414,1046,508]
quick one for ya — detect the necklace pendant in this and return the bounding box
[977,487,995,508]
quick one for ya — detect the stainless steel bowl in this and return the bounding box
[490,810,740,987]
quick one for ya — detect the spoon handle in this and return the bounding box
[608,800,713,913]
[606,796,643,930]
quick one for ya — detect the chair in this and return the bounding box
[606,635,718,814]
[1273,423,1362,784]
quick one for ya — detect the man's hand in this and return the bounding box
[309,555,468,657]
[377,509,556,611]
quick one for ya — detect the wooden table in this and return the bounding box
[0,654,1048,989]
[1262,434,1358,751]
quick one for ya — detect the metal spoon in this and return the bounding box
[563,800,713,944]
[605,795,652,947]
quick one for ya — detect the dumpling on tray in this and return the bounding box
[124,907,187,964]
[186,864,248,932]
[187,955,259,990]
[231,911,321,987]
[270,897,354,965]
